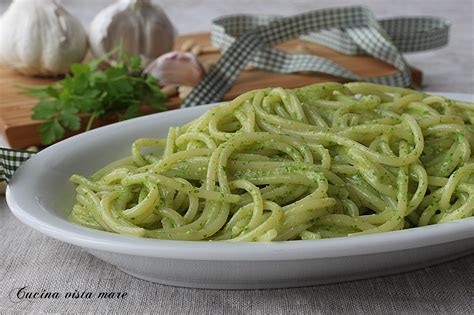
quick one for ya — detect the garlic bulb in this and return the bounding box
[89,0,176,67]
[145,52,206,87]
[0,0,88,76]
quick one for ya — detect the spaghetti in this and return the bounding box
[69,82,474,241]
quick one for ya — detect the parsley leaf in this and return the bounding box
[38,119,64,145]
[59,108,81,130]
[22,46,167,145]
[31,99,60,120]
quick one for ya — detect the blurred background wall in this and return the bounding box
[0,0,473,92]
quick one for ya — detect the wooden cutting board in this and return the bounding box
[0,32,422,149]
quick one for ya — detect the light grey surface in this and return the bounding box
[0,0,473,313]
[0,193,473,313]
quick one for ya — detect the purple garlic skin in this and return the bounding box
[145,51,206,87]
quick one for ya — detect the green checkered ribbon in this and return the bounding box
[181,6,449,107]
[1,148,35,183]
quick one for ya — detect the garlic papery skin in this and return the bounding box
[0,0,88,76]
[89,0,176,67]
[145,52,206,87]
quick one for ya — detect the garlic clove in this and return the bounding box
[145,51,206,87]
[180,39,197,52]
[0,0,88,76]
[161,85,179,97]
[178,86,194,99]
[89,0,176,67]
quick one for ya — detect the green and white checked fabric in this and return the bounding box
[301,16,450,55]
[181,6,449,107]
[0,148,35,183]
[0,6,450,181]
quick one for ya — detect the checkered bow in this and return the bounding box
[181,6,449,107]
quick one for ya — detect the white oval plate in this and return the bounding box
[7,92,474,289]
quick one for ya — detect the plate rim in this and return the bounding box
[6,91,474,261]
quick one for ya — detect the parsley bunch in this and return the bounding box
[21,47,166,145]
